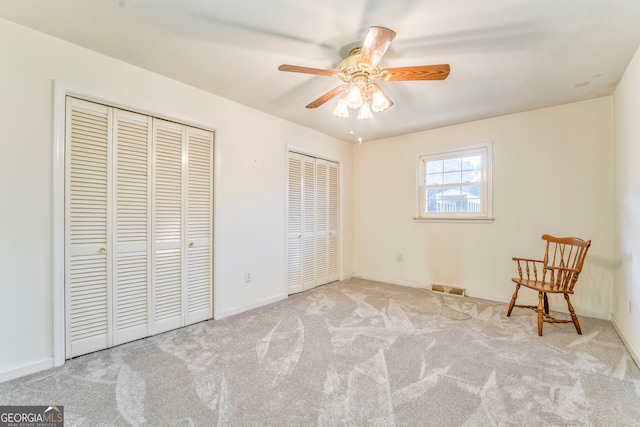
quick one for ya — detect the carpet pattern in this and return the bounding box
[1,278,639,426]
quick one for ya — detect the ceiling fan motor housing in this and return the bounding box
[338,49,390,85]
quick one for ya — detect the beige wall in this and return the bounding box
[353,97,614,318]
[613,44,640,365]
[0,18,354,381]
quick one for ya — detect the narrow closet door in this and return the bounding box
[314,160,329,286]
[301,155,316,291]
[326,161,339,282]
[185,127,214,324]
[152,119,184,334]
[65,98,112,358]
[314,158,339,286]
[287,153,303,294]
[112,109,152,346]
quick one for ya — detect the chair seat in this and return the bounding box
[511,278,574,294]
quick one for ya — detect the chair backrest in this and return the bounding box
[541,234,591,292]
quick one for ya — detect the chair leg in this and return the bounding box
[543,292,549,314]
[537,292,544,336]
[507,284,520,316]
[564,294,582,335]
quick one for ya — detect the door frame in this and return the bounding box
[52,81,220,366]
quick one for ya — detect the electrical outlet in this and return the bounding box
[245,273,251,283]
[397,253,403,262]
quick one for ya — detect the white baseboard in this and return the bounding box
[610,313,640,370]
[351,274,428,289]
[0,358,54,384]
[351,274,610,320]
[217,293,288,319]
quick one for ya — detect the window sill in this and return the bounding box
[413,216,495,224]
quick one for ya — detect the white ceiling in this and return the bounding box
[1,0,639,143]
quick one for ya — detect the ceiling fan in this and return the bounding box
[278,26,450,119]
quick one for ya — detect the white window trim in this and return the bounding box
[414,142,494,223]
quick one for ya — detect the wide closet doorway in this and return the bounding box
[287,152,339,294]
[65,97,214,358]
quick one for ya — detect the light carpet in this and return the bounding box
[1,278,639,426]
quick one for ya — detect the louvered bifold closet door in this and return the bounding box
[315,160,329,286]
[326,161,339,282]
[287,154,340,294]
[153,119,184,334]
[65,98,112,358]
[287,153,304,294]
[112,109,152,346]
[302,156,316,291]
[185,127,214,324]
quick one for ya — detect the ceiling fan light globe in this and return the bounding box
[371,91,391,112]
[345,86,363,109]
[358,103,373,120]
[333,98,349,118]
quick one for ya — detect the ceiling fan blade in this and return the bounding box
[384,64,451,81]
[358,26,396,67]
[278,64,337,77]
[305,85,348,109]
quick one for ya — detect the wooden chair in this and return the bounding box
[507,234,591,336]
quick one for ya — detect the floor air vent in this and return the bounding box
[430,284,465,297]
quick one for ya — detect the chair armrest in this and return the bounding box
[512,257,544,263]
[512,258,545,281]
[545,265,579,274]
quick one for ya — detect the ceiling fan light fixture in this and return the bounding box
[278,26,450,116]
[345,85,363,109]
[333,97,349,117]
[370,86,391,112]
[358,102,373,120]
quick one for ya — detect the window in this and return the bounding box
[416,143,493,222]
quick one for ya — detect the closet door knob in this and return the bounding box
[99,248,106,254]
[189,242,194,247]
